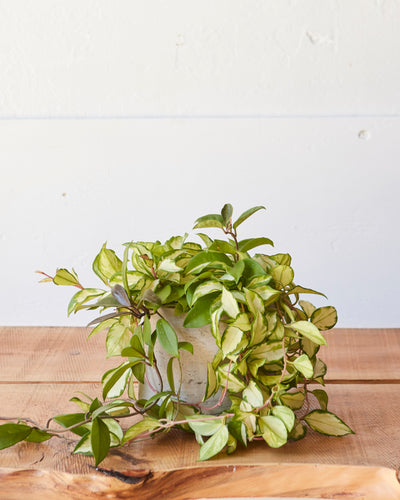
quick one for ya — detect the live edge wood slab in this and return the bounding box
[0,327,399,499]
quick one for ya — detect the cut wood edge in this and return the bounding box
[0,463,399,500]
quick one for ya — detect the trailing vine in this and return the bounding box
[0,204,353,466]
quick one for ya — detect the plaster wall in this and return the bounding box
[0,1,399,327]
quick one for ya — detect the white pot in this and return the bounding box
[138,307,230,415]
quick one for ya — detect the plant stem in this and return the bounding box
[223,226,239,262]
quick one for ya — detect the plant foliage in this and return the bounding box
[1,204,353,466]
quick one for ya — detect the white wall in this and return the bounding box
[1,1,399,327]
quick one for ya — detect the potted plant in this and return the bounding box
[0,204,353,466]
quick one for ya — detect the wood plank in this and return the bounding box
[1,383,399,474]
[321,328,400,381]
[1,463,399,500]
[1,327,399,382]
[0,327,120,382]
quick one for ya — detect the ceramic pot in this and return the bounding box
[138,307,229,415]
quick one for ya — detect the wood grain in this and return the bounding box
[0,327,119,382]
[320,328,400,381]
[1,327,399,498]
[1,463,399,500]
[1,383,399,473]
[1,327,399,382]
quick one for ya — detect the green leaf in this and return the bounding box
[87,318,117,339]
[226,260,245,283]
[221,287,240,318]
[73,432,92,455]
[248,358,265,378]
[287,286,327,299]
[251,341,283,362]
[156,318,179,358]
[233,206,266,230]
[91,401,133,420]
[142,316,152,345]
[238,237,274,253]
[130,330,145,354]
[244,288,264,315]
[304,410,354,436]
[183,294,217,328]
[301,337,320,359]
[185,251,232,275]
[196,233,214,248]
[167,357,176,393]
[221,204,233,225]
[270,265,294,288]
[106,323,130,357]
[289,321,327,346]
[289,419,307,440]
[299,300,316,318]
[158,259,183,273]
[218,365,246,392]
[121,346,146,359]
[312,389,329,411]
[143,391,173,408]
[87,311,129,328]
[253,285,281,306]
[69,396,91,412]
[53,268,80,287]
[89,398,102,413]
[91,418,111,467]
[270,319,284,341]
[204,362,218,401]
[122,244,131,300]
[102,361,136,399]
[243,380,263,408]
[104,419,124,443]
[191,281,223,306]
[209,239,238,255]
[210,302,223,346]
[25,428,53,443]
[187,416,225,436]
[228,419,247,446]
[199,425,229,461]
[193,214,224,229]
[311,306,338,330]
[68,288,104,315]
[281,302,295,323]
[292,354,314,379]
[230,312,251,332]
[247,275,273,289]
[52,413,88,437]
[250,312,267,346]
[280,391,305,410]
[272,406,295,432]
[226,433,237,454]
[93,244,123,286]
[132,362,146,384]
[271,253,292,266]
[0,423,32,449]
[222,326,243,356]
[122,418,160,444]
[313,358,327,380]
[178,341,193,354]
[260,416,288,448]
[241,258,268,283]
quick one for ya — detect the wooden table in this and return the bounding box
[0,327,399,499]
